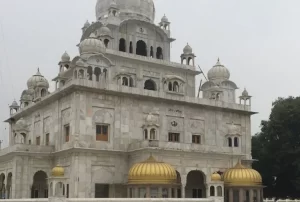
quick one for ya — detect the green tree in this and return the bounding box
[252,96,300,198]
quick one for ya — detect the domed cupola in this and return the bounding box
[27,69,49,90]
[98,25,112,37]
[96,0,155,23]
[128,155,177,185]
[223,160,262,186]
[207,58,230,82]
[183,43,193,54]
[79,37,106,55]
[61,51,70,62]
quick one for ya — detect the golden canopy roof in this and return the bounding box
[128,155,177,185]
[211,172,222,181]
[223,160,262,186]
[51,165,65,177]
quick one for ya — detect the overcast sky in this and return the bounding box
[0,0,300,147]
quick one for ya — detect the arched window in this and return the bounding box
[129,77,134,87]
[150,128,156,140]
[103,68,108,79]
[79,69,84,79]
[144,79,156,91]
[41,89,47,97]
[129,41,133,53]
[104,39,109,48]
[228,137,232,147]
[119,38,126,52]
[168,82,173,91]
[188,57,193,65]
[24,102,29,107]
[217,186,222,197]
[94,67,101,82]
[87,66,93,81]
[156,47,163,59]
[122,77,129,86]
[144,129,148,139]
[210,186,215,196]
[234,137,239,147]
[173,81,179,92]
[136,40,147,56]
[150,46,154,58]
[74,70,78,79]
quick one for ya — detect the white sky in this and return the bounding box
[1,0,300,146]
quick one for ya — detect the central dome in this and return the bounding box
[96,0,155,23]
[128,155,177,185]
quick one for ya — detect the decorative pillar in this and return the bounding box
[158,187,162,198]
[181,183,186,198]
[249,189,254,202]
[239,189,244,202]
[168,187,172,198]
[146,186,150,198]
[229,189,233,202]
[257,189,261,202]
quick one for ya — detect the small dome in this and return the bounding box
[242,88,249,97]
[98,26,112,36]
[20,90,32,101]
[76,59,85,67]
[79,38,106,55]
[51,165,65,177]
[61,51,70,62]
[207,58,230,81]
[223,161,262,186]
[10,100,19,107]
[128,155,177,185]
[211,172,222,181]
[27,69,49,89]
[183,43,193,54]
[161,14,169,23]
[83,20,90,28]
[15,118,27,130]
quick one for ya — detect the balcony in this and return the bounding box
[128,140,243,155]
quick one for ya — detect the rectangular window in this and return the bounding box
[64,125,70,142]
[168,133,180,142]
[96,125,109,142]
[36,136,41,145]
[45,134,49,146]
[192,135,201,144]
[29,140,31,145]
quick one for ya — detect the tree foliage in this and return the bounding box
[252,96,300,198]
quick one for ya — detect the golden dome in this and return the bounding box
[51,165,64,177]
[211,172,222,181]
[223,161,262,186]
[128,155,177,185]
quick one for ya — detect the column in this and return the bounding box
[239,189,244,202]
[229,189,233,202]
[146,187,150,198]
[257,189,261,202]
[181,183,186,198]
[249,189,254,202]
[168,188,172,198]
[174,187,178,198]
[158,187,162,198]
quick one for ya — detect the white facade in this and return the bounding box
[1,0,255,200]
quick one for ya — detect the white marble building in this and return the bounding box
[1,0,256,200]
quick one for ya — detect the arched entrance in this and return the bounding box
[0,174,5,199]
[31,171,48,198]
[144,79,157,91]
[186,170,206,198]
[136,40,147,56]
